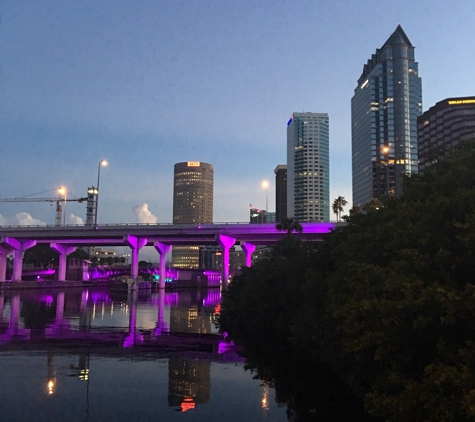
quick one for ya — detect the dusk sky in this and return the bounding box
[1,0,474,227]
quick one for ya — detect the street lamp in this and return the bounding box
[95,160,108,225]
[58,186,67,226]
[261,180,269,214]
[382,146,389,195]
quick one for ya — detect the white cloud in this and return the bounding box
[0,212,46,226]
[132,203,158,224]
[69,213,84,225]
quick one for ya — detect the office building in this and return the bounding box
[172,161,214,268]
[249,206,267,223]
[287,112,329,222]
[351,25,422,206]
[418,97,475,171]
[274,165,287,223]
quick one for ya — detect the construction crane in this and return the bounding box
[0,195,88,226]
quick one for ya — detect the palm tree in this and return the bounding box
[276,217,303,235]
[332,196,348,222]
[349,204,361,216]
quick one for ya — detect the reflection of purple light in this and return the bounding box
[165,293,178,306]
[38,295,54,305]
[203,290,221,306]
[91,292,111,303]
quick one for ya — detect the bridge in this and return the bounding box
[0,222,338,289]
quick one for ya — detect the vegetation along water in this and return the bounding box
[219,140,475,422]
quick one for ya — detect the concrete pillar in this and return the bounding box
[124,235,147,280]
[153,242,171,290]
[50,243,76,281]
[3,238,36,281]
[0,244,14,282]
[241,242,256,268]
[217,234,235,291]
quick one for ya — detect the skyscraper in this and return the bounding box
[172,161,214,268]
[351,25,422,206]
[274,164,287,223]
[287,112,330,222]
[418,97,475,172]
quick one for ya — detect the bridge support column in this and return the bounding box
[50,243,76,281]
[0,244,14,282]
[124,235,147,281]
[2,238,36,281]
[153,242,171,290]
[241,242,256,268]
[217,234,235,291]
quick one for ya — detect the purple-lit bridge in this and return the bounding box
[0,222,339,289]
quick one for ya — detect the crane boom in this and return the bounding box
[0,197,88,226]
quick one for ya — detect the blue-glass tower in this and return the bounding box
[351,25,422,206]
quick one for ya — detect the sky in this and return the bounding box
[1,0,474,229]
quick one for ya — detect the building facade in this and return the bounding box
[287,112,329,222]
[249,206,267,223]
[418,97,475,172]
[274,164,287,223]
[351,25,422,206]
[172,161,214,268]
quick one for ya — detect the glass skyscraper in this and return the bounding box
[287,112,329,222]
[351,25,422,206]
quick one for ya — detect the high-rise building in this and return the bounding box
[418,97,475,172]
[351,25,422,206]
[249,206,267,223]
[287,112,329,222]
[274,165,287,223]
[172,161,213,268]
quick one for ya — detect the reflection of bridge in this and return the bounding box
[0,222,337,289]
[0,287,243,415]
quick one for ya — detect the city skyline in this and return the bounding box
[1,0,474,228]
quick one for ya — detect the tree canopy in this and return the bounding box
[221,140,475,421]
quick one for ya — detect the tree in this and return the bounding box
[332,196,348,221]
[362,197,381,212]
[24,245,58,268]
[298,139,475,420]
[275,217,303,235]
[69,249,90,260]
[349,204,361,216]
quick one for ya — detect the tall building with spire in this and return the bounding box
[351,25,422,206]
[172,161,213,268]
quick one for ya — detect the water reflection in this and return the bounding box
[0,288,285,422]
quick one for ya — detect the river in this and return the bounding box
[0,286,288,421]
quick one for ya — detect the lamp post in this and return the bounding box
[95,160,108,226]
[58,186,67,226]
[57,186,67,226]
[261,180,269,215]
[382,146,389,195]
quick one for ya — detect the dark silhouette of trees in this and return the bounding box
[275,217,303,235]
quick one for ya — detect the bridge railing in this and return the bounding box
[0,221,342,229]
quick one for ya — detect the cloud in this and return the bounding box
[133,203,158,224]
[69,213,84,225]
[0,212,46,226]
